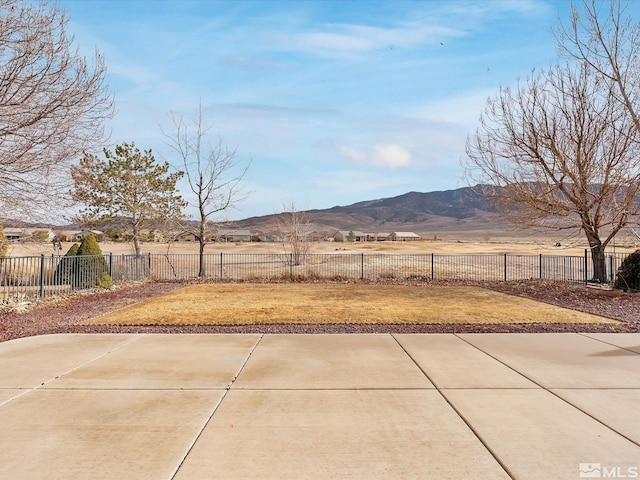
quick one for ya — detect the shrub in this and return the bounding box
[53,243,80,284]
[76,234,102,256]
[75,235,111,289]
[54,236,112,289]
[614,250,640,292]
[65,243,80,256]
[97,271,114,290]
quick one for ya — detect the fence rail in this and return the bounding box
[0,250,634,301]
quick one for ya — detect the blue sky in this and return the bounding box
[60,0,568,220]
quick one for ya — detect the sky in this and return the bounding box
[58,0,571,221]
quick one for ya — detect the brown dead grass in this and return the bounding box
[83,284,616,326]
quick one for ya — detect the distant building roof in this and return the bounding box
[335,230,366,237]
[391,232,421,238]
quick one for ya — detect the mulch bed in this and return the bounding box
[1,279,638,342]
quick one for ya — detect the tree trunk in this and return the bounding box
[590,244,608,283]
[198,237,206,277]
[133,232,141,256]
[198,213,206,277]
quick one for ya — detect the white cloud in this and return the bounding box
[270,21,463,59]
[337,143,412,169]
[412,90,495,127]
[337,144,366,163]
[372,144,412,169]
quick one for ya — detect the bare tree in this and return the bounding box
[464,61,640,282]
[162,103,250,277]
[0,0,113,218]
[276,202,312,266]
[556,0,640,131]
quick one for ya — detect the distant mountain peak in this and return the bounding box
[233,185,497,235]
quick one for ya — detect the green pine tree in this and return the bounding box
[53,236,112,289]
[75,234,111,289]
[71,142,186,255]
[77,234,102,256]
[53,243,80,285]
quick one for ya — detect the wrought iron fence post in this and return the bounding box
[609,254,614,284]
[539,253,542,279]
[290,253,293,281]
[361,253,364,280]
[431,253,434,280]
[584,249,588,285]
[109,253,113,277]
[220,252,223,280]
[504,253,507,282]
[39,254,45,298]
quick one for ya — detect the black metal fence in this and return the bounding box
[0,250,634,302]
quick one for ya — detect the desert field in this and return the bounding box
[7,237,639,258]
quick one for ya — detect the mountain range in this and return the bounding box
[4,185,515,240]
[232,185,509,238]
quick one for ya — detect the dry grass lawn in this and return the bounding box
[83,284,616,326]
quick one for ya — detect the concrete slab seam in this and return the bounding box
[8,334,145,395]
[391,333,515,480]
[0,335,146,411]
[455,333,640,449]
[578,333,640,355]
[0,389,34,408]
[168,334,265,480]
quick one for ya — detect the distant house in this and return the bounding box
[60,230,104,242]
[219,229,252,242]
[174,231,198,242]
[142,229,164,242]
[387,232,421,241]
[4,228,23,241]
[365,232,390,242]
[4,228,55,242]
[333,230,366,242]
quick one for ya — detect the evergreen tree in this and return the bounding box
[65,243,80,256]
[75,234,111,289]
[53,236,112,289]
[76,234,102,256]
[53,243,80,285]
[71,142,186,255]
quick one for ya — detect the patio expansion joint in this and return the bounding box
[0,335,147,407]
[168,333,265,480]
[453,333,640,449]
[31,335,145,391]
[0,389,34,408]
[578,332,640,355]
[391,333,516,480]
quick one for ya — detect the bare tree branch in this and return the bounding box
[162,101,251,277]
[464,62,640,281]
[0,0,114,219]
[556,0,640,132]
[275,202,312,266]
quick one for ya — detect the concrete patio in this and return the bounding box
[0,333,638,479]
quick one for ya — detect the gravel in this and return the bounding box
[1,279,638,342]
